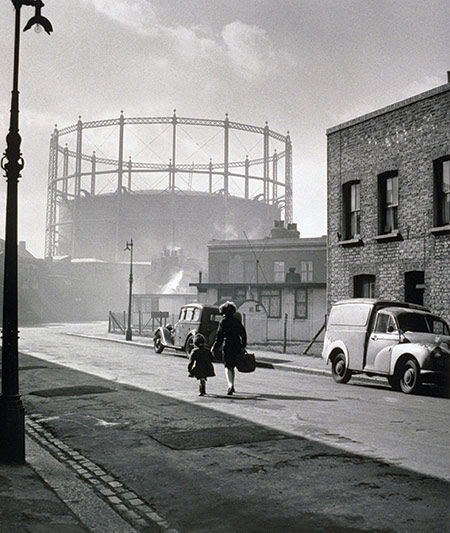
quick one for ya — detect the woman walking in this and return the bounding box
[212,301,247,395]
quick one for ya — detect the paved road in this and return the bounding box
[20,324,449,481]
[15,325,450,532]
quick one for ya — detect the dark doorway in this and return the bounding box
[404,271,425,305]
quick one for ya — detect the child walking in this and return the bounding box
[188,334,215,396]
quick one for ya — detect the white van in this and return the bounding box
[322,299,450,393]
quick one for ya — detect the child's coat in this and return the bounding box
[188,346,215,379]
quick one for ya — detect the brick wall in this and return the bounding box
[327,84,450,322]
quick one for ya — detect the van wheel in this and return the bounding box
[399,359,420,394]
[185,335,195,356]
[331,353,352,384]
[387,374,401,391]
[153,332,164,354]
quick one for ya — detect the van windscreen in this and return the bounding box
[329,304,371,326]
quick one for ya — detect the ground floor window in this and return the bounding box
[353,274,375,298]
[259,288,281,318]
[295,289,308,318]
[217,287,247,307]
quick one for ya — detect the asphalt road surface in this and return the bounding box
[16,325,450,532]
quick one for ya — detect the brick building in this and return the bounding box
[327,81,450,321]
[190,221,327,343]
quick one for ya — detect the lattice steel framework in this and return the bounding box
[45,112,293,258]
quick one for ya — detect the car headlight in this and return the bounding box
[431,347,443,359]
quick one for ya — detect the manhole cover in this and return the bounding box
[30,385,114,398]
[151,425,289,450]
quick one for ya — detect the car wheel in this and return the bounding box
[153,332,164,354]
[331,352,352,384]
[387,374,401,391]
[185,335,195,356]
[399,359,420,394]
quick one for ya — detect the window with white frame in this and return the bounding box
[295,289,308,318]
[378,171,398,234]
[300,261,313,282]
[434,157,450,226]
[343,181,361,239]
[273,261,285,282]
[259,288,281,318]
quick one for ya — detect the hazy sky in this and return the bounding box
[0,0,448,257]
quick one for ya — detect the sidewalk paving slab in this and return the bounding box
[0,449,89,533]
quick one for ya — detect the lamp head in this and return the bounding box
[23,2,53,35]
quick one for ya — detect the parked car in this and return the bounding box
[322,299,450,394]
[153,303,221,356]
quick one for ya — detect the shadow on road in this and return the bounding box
[348,380,449,399]
[20,351,450,533]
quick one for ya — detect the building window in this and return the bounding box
[295,289,308,318]
[217,287,246,306]
[434,157,450,227]
[378,171,398,234]
[217,261,229,282]
[233,287,247,306]
[243,260,255,283]
[300,261,313,282]
[353,274,375,298]
[273,261,285,282]
[343,181,360,239]
[259,288,281,318]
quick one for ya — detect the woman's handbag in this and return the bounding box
[236,349,256,373]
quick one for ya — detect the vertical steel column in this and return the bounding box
[44,126,58,258]
[90,151,96,195]
[62,143,68,195]
[117,111,124,191]
[244,155,250,200]
[171,109,177,191]
[263,122,269,202]
[72,117,83,257]
[208,159,213,193]
[223,113,229,195]
[75,116,82,196]
[272,149,278,202]
[284,132,293,223]
[127,156,132,191]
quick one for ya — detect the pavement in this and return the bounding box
[0,322,444,532]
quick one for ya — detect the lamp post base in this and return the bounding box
[0,395,25,464]
[125,329,132,341]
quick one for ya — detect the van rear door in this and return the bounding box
[328,302,372,370]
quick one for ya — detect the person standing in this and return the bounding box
[188,334,215,396]
[212,301,247,395]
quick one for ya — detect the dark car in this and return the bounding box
[153,303,221,356]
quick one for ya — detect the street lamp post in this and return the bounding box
[0,0,52,464]
[125,239,133,341]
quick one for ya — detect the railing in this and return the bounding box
[108,311,170,336]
